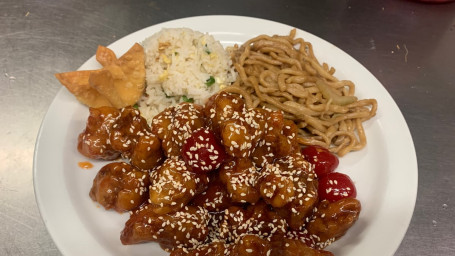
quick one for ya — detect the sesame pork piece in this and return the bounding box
[258,154,319,230]
[129,133,163,170]
[232,233,331,256]
[148,157,209,215]
[243,108,268,147]
[108,107,163,169]
[78,106,163,170]
[269,234,335,256]
[120,205,210,251]
[171,234,271,256]
[205,92,269,158]
[170,241,227,256]
[89,162,150,212]
[251,110,299,167]
[190,175,232,212]
[229,234,272,256]
[151,103,206,158]
[220,119,256,158]
[170,232,333,256]
[210,201,288,244]
[78,106,121,160]
[205,92,298,161]
[220,107,267,159]
[219,158,260,204]
[306,198,361,249]
[204,91,246,135]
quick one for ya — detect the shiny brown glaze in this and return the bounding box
[78,106,121,160]
[82,92,360,254]
[78,106,163,170]
[219,157,260,204]
[151,103,205,158]
[190,174,232,212]
[120,205,210,250]
[307,198,361,248]
[148,157,209,215]
[89,162,150,212]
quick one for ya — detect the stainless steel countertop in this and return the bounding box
[1,0,454,255]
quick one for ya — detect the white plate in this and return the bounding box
[33,15,417,256]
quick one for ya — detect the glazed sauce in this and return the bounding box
[78,161,94,169]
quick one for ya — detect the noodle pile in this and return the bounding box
[225,29,377,156]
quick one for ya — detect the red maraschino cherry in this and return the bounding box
[182,128,227,173]
[318,172,357,202]
[301,145,339,177]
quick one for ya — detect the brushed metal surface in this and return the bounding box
[1,0,454,255]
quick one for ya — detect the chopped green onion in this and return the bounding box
[182,95,194,103]
[204,44,211,54]
[174,52,179,56]
[205,76,215,87]
[133,103,139,109]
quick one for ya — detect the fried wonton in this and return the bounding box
[55,43,145,108]
[55,70,112,108]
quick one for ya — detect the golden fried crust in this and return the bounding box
[54,71,112,108]
[89,69,124,108]
[55,43,145,108]
[111,43,146,106]
[90,43,146,108]
[96,45,117,67]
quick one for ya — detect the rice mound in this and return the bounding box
[138,28,236,122]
